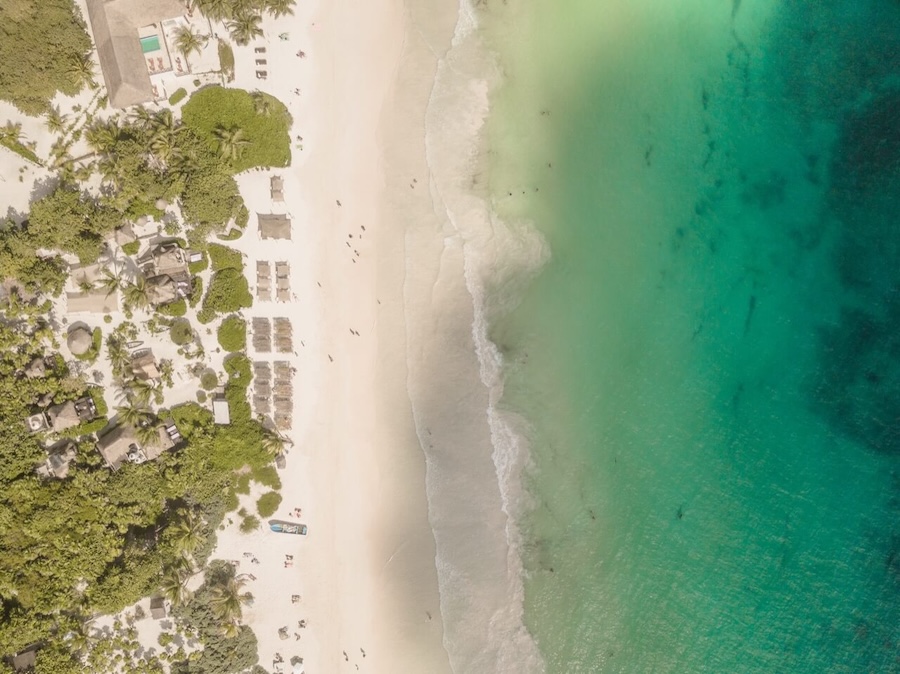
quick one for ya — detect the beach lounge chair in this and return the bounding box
[255,59,267,65]
[254,47,266,53]
[256,71,267,79]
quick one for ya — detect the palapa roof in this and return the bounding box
[150,596,167,619]
[270,175,284,202]
[67,326,93,356]
[131,351,161,381]
[150,243,189,278]
[43,442,78,479]
[84,0,186,108]
[97,423,142,469]
[47,401,81,432]
[146,275,179,306]
[258,213,292,240]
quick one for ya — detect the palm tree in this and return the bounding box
[135,420,162,448]
[0,121,23,145]
[260,430,285,457]
[122,277,150,310]
[84,118,122,155]
[124,378,155,407]
[97,268,122,298]
[265,0,295,18]
[250,90,273,116]
[173,25,206,59]
[46,107,69,135]
[171,510,205,557]
[220,620,242,639]
[67,53,97,90]
[129,106,155,131]
[198,0,232,21]
[76,278,95,294]
[115,399,153,428]
[213,125,251,161]
[208,572,252,624]
[106,337,131,377]
[227,11,264,46]
[159,565,191,606]
[149,110,181,165]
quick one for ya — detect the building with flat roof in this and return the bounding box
[212,397,230,425]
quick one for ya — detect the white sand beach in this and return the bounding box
[203,0,460,672]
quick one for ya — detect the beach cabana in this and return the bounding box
[131,350,161,381]
[150,596,166,619]
[258,213,292,240]
[270,175,285,202]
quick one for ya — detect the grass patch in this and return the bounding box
[181,86,291,173]
[207,243,242,271]
[189,276,204,308]
[256,491,282,518]
[168,88,187,105]
[217,40,235,82]
[0,137,42,165]
[217,315,246,352]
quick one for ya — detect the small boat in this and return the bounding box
[269,519,307,536]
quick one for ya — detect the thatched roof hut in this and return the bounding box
[46,401,81,433]
[67,326,93,356]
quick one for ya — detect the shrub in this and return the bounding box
[217,315,246,352]
[157,299,186,317]
[223,354,251,387]
[203,269,252,315]
[197,308,216,325]
[103,314,112,323]
[217,227,243,241]
[200,371,218,390]
[181,86,291,172]
[189,276,203,307]
[235,205,249,229]
[207,244,242,271]
[170,319,194,345]
[88,385,108,416]
[223,488,239,512]
[168,88,187,105]
[121,241,140,256]
[196,389,207,403]
[252,465,281,490]
[239,514,260,533]
[256,491,281,518]
[235,473,251,495]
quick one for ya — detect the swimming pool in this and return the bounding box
[140,35,161,54]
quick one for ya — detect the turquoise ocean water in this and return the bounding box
[475,0,900,671]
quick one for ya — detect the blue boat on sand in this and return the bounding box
[269,519,308,536]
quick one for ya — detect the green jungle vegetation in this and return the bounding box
[0,0,93,114]
[194,0,296,46]
[182,87,291,173]
[0,321,285,670]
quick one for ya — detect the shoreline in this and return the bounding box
[211,0,460,671]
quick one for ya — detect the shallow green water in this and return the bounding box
[482,1,900,671]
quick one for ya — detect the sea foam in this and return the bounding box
[408,0,550,671]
